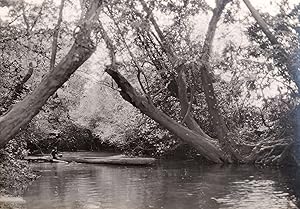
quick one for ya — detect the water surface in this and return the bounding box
[24,156,300,209]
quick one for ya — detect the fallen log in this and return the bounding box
[24,156,68,163]
[60,155,156,166]
[24,155,156,166]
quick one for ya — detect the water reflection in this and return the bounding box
[24,161,299,209]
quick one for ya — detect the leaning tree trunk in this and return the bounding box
[137,0,231,162]
[196,0,245,162]
[106,67,226,163]
[199,0,230,148]
[242,0,300,92]
[0,0,102,148]
[98,6,227,163]
[140,0,219,141]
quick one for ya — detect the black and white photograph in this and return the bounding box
[0,0,300,208]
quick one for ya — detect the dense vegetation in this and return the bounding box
[0,0,299,195]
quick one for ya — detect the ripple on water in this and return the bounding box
[24,161,300,209]
[213,179,298,209]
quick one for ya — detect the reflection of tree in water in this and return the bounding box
[213,166,298,209]
[25,163,166,209]
[215,179,296,209]
[276,167,300,208]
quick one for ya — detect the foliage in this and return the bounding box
[122,116,178,157]
[0,0,299,164]
[0,136,36,195]
[26,95,112,153]
[97,0,300,162]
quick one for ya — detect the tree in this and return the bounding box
[241,0,300,163]
[0,0,298,165]
[0,0,102,148]
[101,0,299,164]
[100,0,235,163]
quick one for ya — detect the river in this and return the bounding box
[24,154,300,209]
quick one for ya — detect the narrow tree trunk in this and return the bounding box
[197,0,238,161]
[176,64,218,143]
[140,0,217,140]
[200,0,229,138]
[200,64,228,143]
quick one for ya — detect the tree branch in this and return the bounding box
[105,5,150,96]
[139,0,221,147]
[0,0,102,147]
[50,0,65,71]
[242,0,300,91]
[242,0,281,46]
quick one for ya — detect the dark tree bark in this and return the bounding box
[105,67,225,163]
[99,9,226,163]
[0,0,102,148]
[141,0,237,161]
[198,0,241,161]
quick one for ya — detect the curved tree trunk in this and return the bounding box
[176,64,219,143]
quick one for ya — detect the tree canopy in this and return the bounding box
[0,0,299,164]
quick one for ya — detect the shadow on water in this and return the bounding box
[24,159,300,209]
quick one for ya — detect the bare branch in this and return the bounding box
[152,80,172,98]
[22,6,30,32]
[181,85,194,124]
[242,0,281,46]
[30,0,46,31]
[139,0,177,64]
[105,5,150,96]
[242,0,300,91]
[50,0,65,71]
[98,20,116,65]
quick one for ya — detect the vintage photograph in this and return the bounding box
[0,0,299,208]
